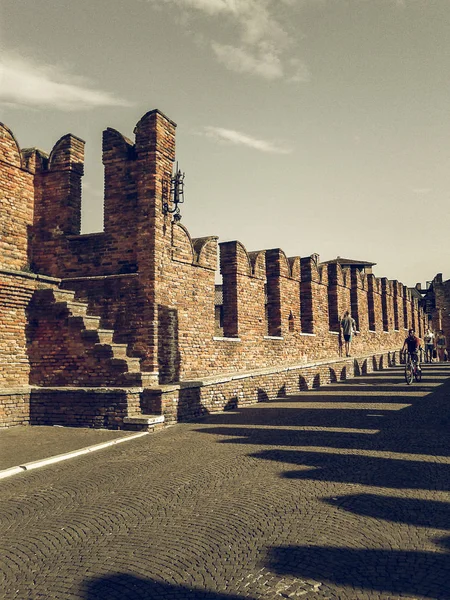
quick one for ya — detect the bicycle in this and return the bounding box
[404,351,422,385]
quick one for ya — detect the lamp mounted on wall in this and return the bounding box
[162,162,185,222]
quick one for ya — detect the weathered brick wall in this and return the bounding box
[60,274,152,361]
[0,270,60,388]
[26,288,142,387]
[427,275,450,349]
[144,350,400,424]
[327,263,351,333]
[158,224,217,382]
[0,270,60,427]
[0,109,428,428]
[29,388,140,429]
[0,125,34,271]
[159,227,418,380]
[0,390,31,428]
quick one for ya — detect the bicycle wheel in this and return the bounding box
[405,363,414,385]
[414,367,422,382]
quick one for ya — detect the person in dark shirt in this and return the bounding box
[436,330,447,362]
[340,310,357,357]
[401,329,421,370]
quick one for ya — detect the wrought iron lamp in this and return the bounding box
[162,162,185,221]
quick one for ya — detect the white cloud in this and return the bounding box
[0,52,131,111]
[411,187,432,195]
[202,125,292,154]
[148,0,307,82]
[288,58,311,83]
[212,43,283,79]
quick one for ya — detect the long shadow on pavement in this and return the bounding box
[266,542,450,600]
[195,364,450,458]
[84,574,253,600]
[192,364,450,599]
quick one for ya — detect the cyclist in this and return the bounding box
[401,329,421,371]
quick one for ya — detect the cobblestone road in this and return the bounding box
[1,364,450,600]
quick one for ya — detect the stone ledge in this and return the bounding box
[0,387,32,396]
[0,268,60,283]
[123,415,165,425]
[147,349,399,393]
[29,386,144,394]
[63,273,139,281]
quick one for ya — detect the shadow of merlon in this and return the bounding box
[267,544,450,599]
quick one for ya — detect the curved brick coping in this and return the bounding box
[62,273,139,282]
[329,330,361,335]
[0,386,145,396]
[29,386,144,393]
[0,268,60,283]
[150,349,400,392]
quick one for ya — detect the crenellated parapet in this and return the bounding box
[327,262,351,333]
[300,254,329,335]
[0,123,35,271]
[265,249,300,337]
[350,268,368,332]
[219,241,266,338]
[171,223,218,270]
[34,133,85,236]
[0,109,430,398]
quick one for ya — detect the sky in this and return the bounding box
[1,0,449,288]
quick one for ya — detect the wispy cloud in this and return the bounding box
[411,187,432,195]
[148,0,307,82]
[0,52,131,111]
[202,125,292,154]
[211,43,283,80]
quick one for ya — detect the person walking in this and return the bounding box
[340,310,357,357]
[436,330,447,362]
[423,328,435,363]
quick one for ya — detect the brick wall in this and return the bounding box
[0,270,61,388]
[0,390,31,428]
[0,125,34,271]
[29,388,140,429]
[0,110,431,429]
[143,350,400,424]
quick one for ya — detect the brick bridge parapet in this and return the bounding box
[0,111,428,428]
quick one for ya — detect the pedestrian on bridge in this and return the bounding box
[340,311,357,358]
[436,330,447,362]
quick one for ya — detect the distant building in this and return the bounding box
[319,256,376,274]
[420,275,450,341]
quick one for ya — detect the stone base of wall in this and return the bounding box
[143,350,400,425]
[0,388,31,428]
[0,350,399,430]
[29,388,142,429]
[0,387,142,429]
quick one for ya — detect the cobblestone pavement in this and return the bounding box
[0,427,136,471]
[1,364,450,600]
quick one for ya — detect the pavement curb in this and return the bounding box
[0,431,149,480]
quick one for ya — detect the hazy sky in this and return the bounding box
[1,0,449,287]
